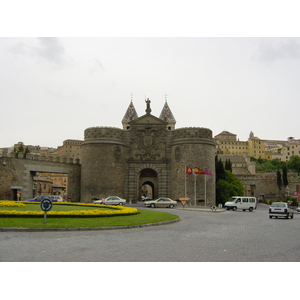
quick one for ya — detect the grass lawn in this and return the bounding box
[0,208,180,228]
[3,203,112,212]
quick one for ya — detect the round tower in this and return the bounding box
[81,127,128,202]
[170,127,216,206]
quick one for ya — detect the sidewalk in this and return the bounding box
[175,205,226,212]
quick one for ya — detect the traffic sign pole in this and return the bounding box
[40,198,53,224]
[43,212,47,224]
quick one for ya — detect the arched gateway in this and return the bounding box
[81,99,216,206]
[139,168,157,200]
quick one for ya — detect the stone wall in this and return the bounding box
[0,154,81,201]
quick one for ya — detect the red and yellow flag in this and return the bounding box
[194,167,205,174]
[186,166,193,175]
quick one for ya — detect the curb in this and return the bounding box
[0,217,181,232]
[175,208,226,213]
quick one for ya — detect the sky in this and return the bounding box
[1,2,300,149]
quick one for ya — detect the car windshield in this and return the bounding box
[230,197,240,202]
[271,203,286,207]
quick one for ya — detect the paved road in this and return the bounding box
[1,203,299,262]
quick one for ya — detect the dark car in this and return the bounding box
[26,195,57,202]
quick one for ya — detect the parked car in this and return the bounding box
[269,202,294,219]
[93,198,104,204]
[93,196,126,205]
[296,207,300,212]
[144,197,177,208]
[49,195,64,202]
[141,196,152,201]
[26,195,55,202]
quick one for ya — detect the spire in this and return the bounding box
[159,100,176,130]
[122,101,138,129]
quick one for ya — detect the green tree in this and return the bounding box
[215,170,244,205]
[271,158,284,169]
[215,156,225,181]
[282,163,288,187]
[287,155,300,174]
[15,144,24,158]
[276,170,282,190]
[225,158,232,172]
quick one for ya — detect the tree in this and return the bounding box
[276,170,282,190]
[215,168,244,205]
[225,158,232,172]
[287,155,300,174]
[282,163,288,187]
[215,156,225,181]
[15,144,24,158]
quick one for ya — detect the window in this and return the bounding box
[242,198,248,202]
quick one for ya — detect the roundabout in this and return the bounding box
[0,200,180,231]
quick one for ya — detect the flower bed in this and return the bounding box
[0,201,139,218]
[0,200,25,207]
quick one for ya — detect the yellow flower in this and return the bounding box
[0,200,25,207]
[0,202,139,217]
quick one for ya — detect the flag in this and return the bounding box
[186,166,193,175]
[194,167,205,174]
[205,168,213,176]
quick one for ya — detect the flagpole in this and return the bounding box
[185,166,187,198]
[194,172,197,207]
[204,174,207,207]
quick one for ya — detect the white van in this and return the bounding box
[225,196,257,212]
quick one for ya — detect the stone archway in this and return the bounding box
[138,168,158,200]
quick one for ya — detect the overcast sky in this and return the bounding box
[1,36,299,148]
[1,0,300,148]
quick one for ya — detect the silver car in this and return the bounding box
[94,196,126,205]
[144,197,177,208]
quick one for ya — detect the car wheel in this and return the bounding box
[286,213,289,219]
[291,213,294,219]
[233,207,237,211]
[119,202,123,206]
[249,207,253,212]
[150,203,155,208]
[269,215,272,219]
[169,204,174,208]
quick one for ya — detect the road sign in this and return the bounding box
[294,191,298,196]
[179,198,189,208]
[40,198,53,212]
[40,198,52,224]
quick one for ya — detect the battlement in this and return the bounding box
[84,126,124,141]
[0,152,80,165]
[173,127,213,139]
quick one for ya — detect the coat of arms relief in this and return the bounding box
[130,126,166,161]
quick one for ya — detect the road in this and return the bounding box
[0,203,299,262]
